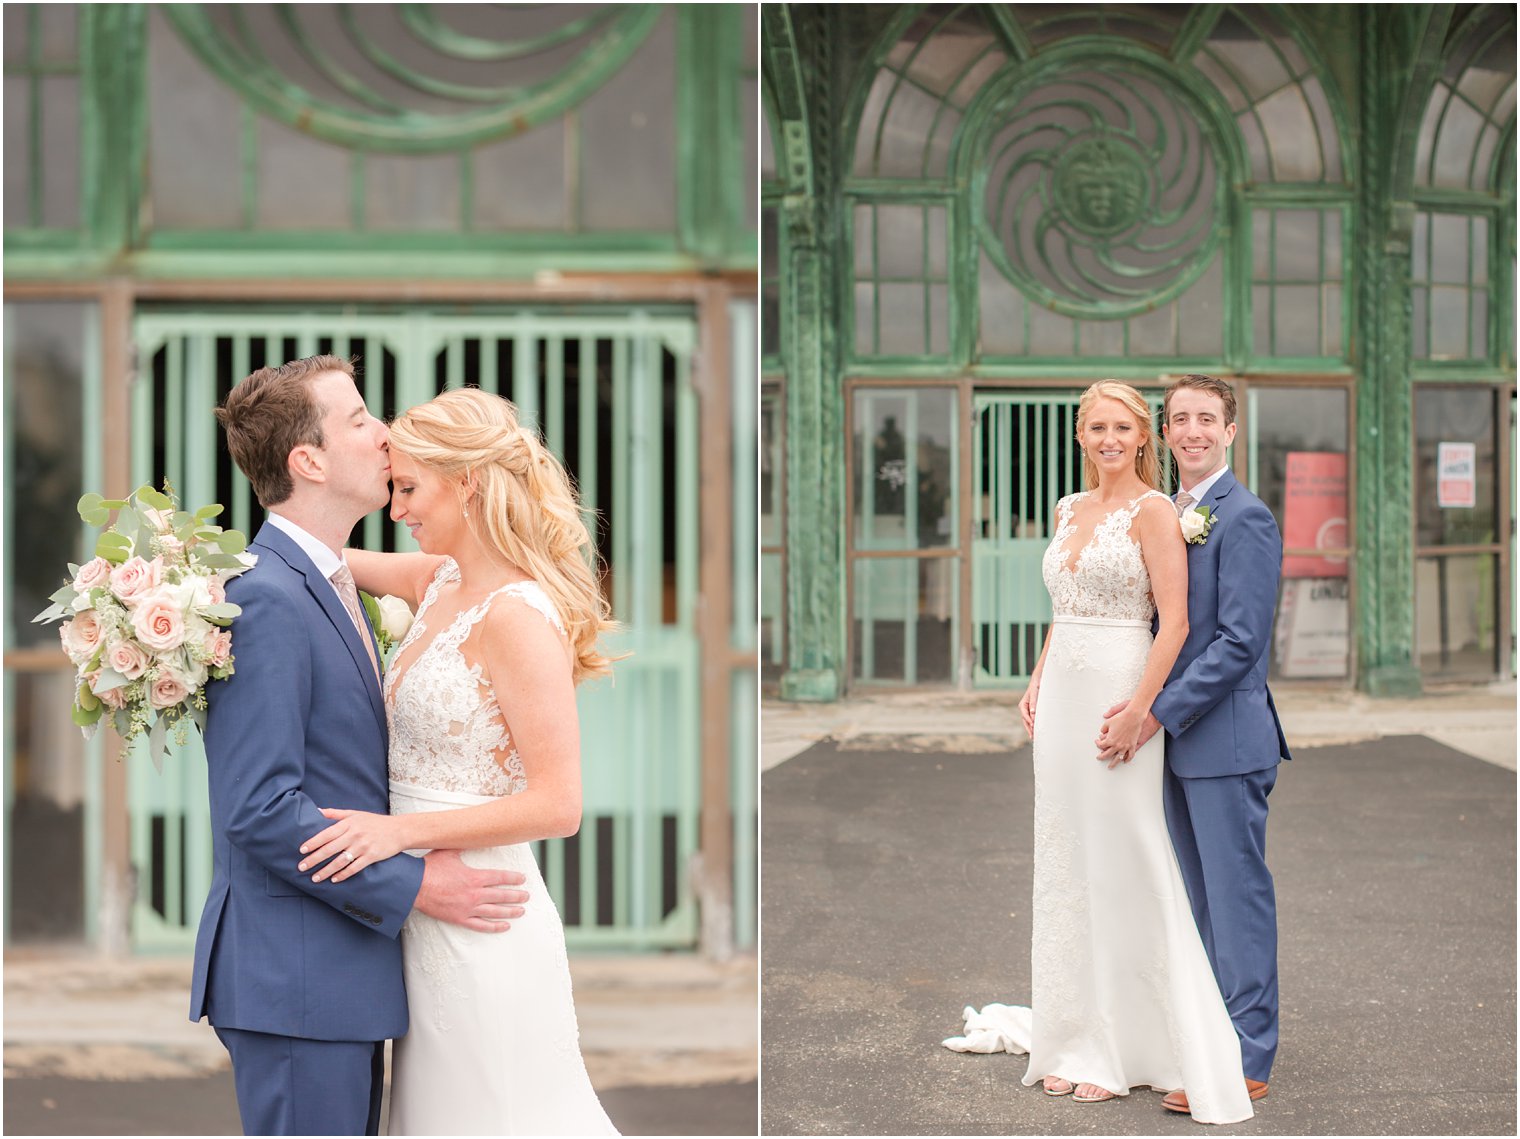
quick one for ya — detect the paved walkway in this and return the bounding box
[4,952,757,1135]
[763,680,1517,771]
[761,689,1516,1135]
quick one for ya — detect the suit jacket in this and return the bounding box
[189,523,424,1041]
[1150,469,1293,779]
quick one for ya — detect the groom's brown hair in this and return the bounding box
[1162,373,1237,426]
[215,354,354,508]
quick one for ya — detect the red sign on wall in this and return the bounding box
[1281,452,1348,578]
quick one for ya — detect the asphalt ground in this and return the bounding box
[2,1073,758,1135]
[760,735,1516,1136]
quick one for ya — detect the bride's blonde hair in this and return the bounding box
[1076,380,1160,491]
[388,388,616,683]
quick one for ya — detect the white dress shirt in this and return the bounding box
[266,512,349,603]
[1178,464,1229,505]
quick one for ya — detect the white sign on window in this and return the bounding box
[1436,442,1477,509]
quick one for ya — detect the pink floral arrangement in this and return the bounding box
[34,483,255,768]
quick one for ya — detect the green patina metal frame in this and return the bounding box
[4,4,757,279]
[765,3,1515,700]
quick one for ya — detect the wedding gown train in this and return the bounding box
[944,491,1251,1126]
[384,559,617,1136]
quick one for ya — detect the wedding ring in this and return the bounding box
[343,851,356,863]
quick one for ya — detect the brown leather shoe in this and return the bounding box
[1161,1080,1268,1113]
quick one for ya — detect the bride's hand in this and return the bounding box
[299,808,410,884]
[1018,675,1040,735]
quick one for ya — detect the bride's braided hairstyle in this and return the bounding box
[1076,380,1161,491]
[389,388,616,683]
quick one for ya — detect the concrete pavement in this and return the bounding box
[760,689,1516,1136]
[5,952,757,1135]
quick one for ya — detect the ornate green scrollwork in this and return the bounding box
[969,54,1226,319]
[162,3,659,154]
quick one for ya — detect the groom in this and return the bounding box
[1097,373,1291,1110]
[193,355,529,1135]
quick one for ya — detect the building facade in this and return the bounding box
[4,3,758,957]
[762,3,1515,699]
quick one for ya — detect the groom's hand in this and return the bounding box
[1094,701,1162,768]
[415,849,529,933]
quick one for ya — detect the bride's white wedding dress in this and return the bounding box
[944,491,1251,1125]
[384,558,617,1136]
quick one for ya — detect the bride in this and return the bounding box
[944,381,1251,1125]
[295,387,618,1135]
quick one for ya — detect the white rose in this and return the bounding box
[1179,509,1208,542]
[376,595,414,643]
[175,573,215,613]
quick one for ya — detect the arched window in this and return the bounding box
[842,4,1351,366]
[1409,7,1515,364]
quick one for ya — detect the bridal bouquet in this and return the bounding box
[34,484,255,769]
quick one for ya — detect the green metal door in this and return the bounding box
[972,389,1168,688]
[129,308,700,951]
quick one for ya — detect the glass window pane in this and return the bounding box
[255,117,351,231]
[1429,286,1470,358]
[876,205,924,278]
[852,557,958,684]
[39,75,80,229]
[1274,576,1349,679]
[878,283,926,356]
[760,387,782,546]
[1177,258,1225,356]
[471,121,569,231]
[1430,214,1470,283]
[579,10,676,230]
[147,8,246,229]
[1247,387,1350,534]
[1414,387,1497,547]
[3,76,31,227]
[853,203,875,276]
[854,283,875,356]
[5,300,94,647]
[1417,554,1498,678]
[1256,87,1321,181]
[852,387,957,550]
[1272,285,1321,355]
[363,153,461,231]
[1273,210,1322,279]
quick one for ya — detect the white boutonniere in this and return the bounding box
[1179,505,1217,545]
[360,592,414,664]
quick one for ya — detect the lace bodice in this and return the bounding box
[385,559,567,797]
[1041,491,1169,620]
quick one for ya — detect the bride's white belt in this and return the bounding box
[1050,614,1150,628]
[389,778,497,808]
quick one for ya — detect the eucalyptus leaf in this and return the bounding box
[216,530,248,555]
[75,682,101,715]
[91,668,132,695]
[195,504,225,522]
[148,715,169,774]
[137,485,174,511]
[32,602,66,623]
[200,603,241,621]
[95,534,130,564]
[72,702,104,729]
[198,552,249,570]
[77,492,104,521]
[49,583,78,604]
[112,708,132,738]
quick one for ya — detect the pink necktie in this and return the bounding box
[329,563,380,682]
[1175,491,1195,518]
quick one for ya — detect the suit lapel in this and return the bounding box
[252,525,387,729]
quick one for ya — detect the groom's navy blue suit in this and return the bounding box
[1150,469,1291,1084]
[191,523,424,1135]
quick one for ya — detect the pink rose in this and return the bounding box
[105,638,150,680]
[208,576,227,606]
[203,628,233,667]
[60,611,104,664]
[110,557,162,604]
[157,535,185,563]
[148,670,190,710]
[130,592,186,652]
[73,557,112,592]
